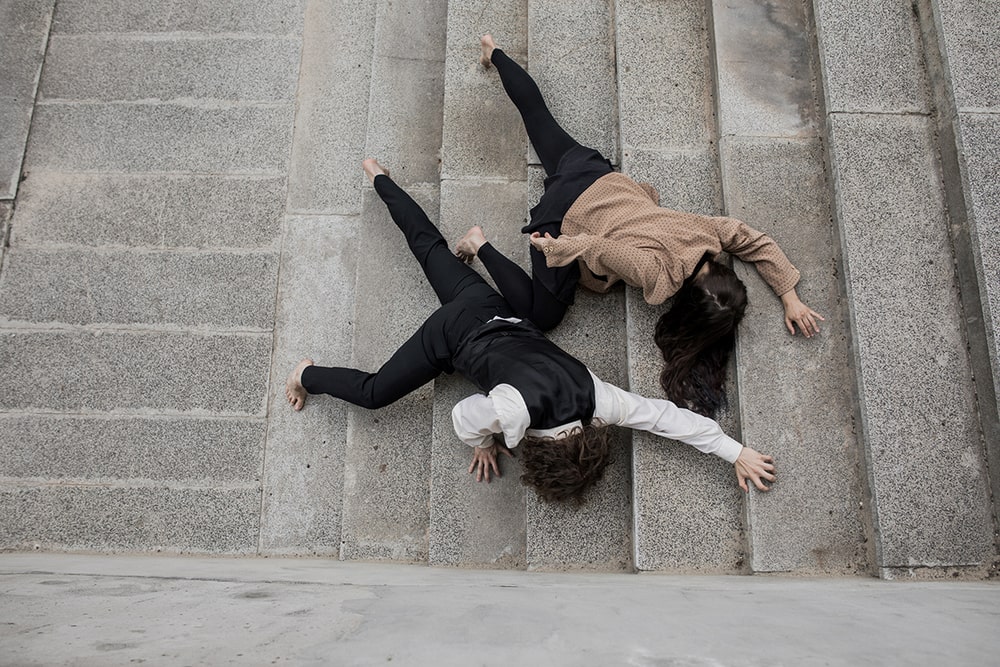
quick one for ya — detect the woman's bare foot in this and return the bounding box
[480,34,497,69]
[362,158,388,185]
[285,358,313,411]
[455,226,488,264]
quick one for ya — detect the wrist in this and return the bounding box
[780,289,800,306]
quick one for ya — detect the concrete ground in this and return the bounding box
[1,553,999,666]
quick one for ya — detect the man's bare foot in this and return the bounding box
[455,226,488,264]
[480,34,497,69]
[285,358,313,411]
[362,158,388,185]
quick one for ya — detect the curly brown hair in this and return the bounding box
[519,424,613,503]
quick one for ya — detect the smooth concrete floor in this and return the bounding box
[1,554,998,666]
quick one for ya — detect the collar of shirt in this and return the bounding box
[525,421,584,439]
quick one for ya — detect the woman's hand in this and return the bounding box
[528,231,556,255]
[734,447,776,492]
[781,289,825,338]
[468,442,513,483]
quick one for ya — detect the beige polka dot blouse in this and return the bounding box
[543,173,801,304]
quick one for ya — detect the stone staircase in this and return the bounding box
[0,0,996,579]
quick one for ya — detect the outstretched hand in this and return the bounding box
[468,442,513,483]
[734,447,776,492]
[781,289,825,338]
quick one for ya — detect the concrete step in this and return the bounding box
[521,0,631,571]
[0,0,302,557]
[921,0,1000,539]
[284,0,377,215]
[257,0,374,557]
[338,0,448,563]
[431,0,529,571]
[11,173,285,249]
[0,247,278,330]
[616,0,744,573]
[0,0,53,199]
[710,0,867,574]
[430,13,537,569]
[812,0,994,577]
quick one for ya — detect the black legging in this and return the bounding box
[301,175,513,409]
[474,48,586,331]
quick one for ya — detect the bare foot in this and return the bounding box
[362,158,388,185]
[285,358,313,411]
[455,226,488,264]
[480,34,497,69]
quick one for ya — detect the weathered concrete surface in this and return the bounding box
[953,111,1000,537]
[531,291,633,572]
[712,0,819,138]
[429,2,531,568]
[927,0,1000,545]
[429,375,528,568]
[616,0,717,153]
[0,0,305,561]
[362,0,447,187]
[0,330,271,415]
[0,488,260,553]
[0,0,53,198]
[713,0,867,574]
[50,0,305,34]
[618,0,743,572]
[527,0,619,164]
[0,247,278,329]
[259,216,358,555]
[40,36,301,102]
[827,112,993,570]
[813,0,994,573]
[929,0,1000,109]
[725,137,867,574]
[6,554,1000,666]
[0,414,264,482]
[25,104,295,174]
[10,173,285,249]
[339,186,440,563]
[813,0,929,113]
[440,0,528,180]
[285,0,376,215]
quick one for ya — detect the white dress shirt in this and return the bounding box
[451,370,744,463]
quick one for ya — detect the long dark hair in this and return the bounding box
[654,257,748,417]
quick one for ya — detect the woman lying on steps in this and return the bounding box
[455,35,824,417]
[284,159,776,503]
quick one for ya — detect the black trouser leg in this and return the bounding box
[301,328,439,409]
[374,174,484,305]
[478,242,568,331]
[491,48,581,176]
[302,178,513,408]
[302,289,508,408]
